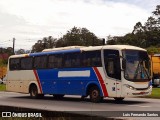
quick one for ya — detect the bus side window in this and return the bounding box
[48,54,63,69]
[33,56,47,69]
[64,54,72,68]
[48,55,55,68]
[21,57,33,70]
[10,58,20,70]
[81,52,91,67]
[63,52,81,68]
[81,51,102,67]
[71,53,81,67]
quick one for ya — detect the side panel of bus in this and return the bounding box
[35,68,104,96]
[102,49,122,98]
[6,70,37,93]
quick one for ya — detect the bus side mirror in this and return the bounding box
[122,59,126,70]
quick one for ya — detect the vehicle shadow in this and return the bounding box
[12,95,150,105]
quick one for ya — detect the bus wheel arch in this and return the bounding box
[29,83,44,99]
[86,84,103,103]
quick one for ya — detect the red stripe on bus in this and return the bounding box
[33,70,42,93]
[93,67,108,97]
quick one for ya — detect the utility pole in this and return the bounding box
[102,38,105,45]
[13,38,15,55]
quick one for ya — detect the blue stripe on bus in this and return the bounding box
[36,68,103,96]
[29,48,81,56]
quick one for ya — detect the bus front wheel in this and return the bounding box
[89,86,102,103]
[114,97,124,102]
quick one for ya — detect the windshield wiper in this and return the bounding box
[133,61,140,79]
[133,61,149,79]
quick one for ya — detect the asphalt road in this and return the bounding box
[0,91,160,120]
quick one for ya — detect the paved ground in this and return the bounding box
[0,91,160,120]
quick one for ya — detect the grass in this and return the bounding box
[145,87,160,99]
[0,84,6,91]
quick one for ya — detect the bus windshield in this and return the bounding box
[122,50,150,81]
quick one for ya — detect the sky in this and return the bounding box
[0,0,159,50]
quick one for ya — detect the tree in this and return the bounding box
[106,5,160,50]
[56,27,103,47]
[42,36,57,49]
[32,36,57,52]
[147,46,160,54]
[145,5,160,31]
[144,17,157,31]
[0,47,13,56]
[153,5,160,15]
[132,22,144,34]
[152,5,160,30]
[15,49,26,54]
[32,40,43,52]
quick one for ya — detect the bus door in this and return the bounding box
[103,50,122,97]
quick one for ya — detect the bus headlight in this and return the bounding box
[124,84,135,90]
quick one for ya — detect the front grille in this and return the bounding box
[135,87,150,90]
[132,92,149,95]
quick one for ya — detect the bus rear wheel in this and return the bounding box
[29,85,44,99]
[89,86,102,103]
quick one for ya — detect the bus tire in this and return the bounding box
[89,86,102,103]
[114,97,124,102]
[29,85,40,99]
[38,94,44,98]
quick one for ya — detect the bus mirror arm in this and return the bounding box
[122,59,126,70]
[120,55,126,69]
[121,69,124,71]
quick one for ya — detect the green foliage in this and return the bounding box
[107,5,160,51]
[15,49,26,54]
[31,27,103,52]
[0,84,6,91]
[147,46,160,54]
[56,27,103,47]
[0,47,13,56]
[0,47,12,66]
[0,60,7,67]
[28,5,159,53]
[2,59,8,65]
[32,36,57,52]
[145,88,160,99]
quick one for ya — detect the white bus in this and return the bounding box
[6,45,152,102]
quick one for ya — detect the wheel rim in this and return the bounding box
[31,90,36,96]
[31,87,37,97]
[91,90,98,99]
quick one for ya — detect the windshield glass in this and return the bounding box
[122,50,150,81]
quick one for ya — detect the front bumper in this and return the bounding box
[122,86,152,97]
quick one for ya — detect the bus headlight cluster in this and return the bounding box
[124,84,135,90]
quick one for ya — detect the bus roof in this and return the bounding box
[42,46,85,52]
[9,45,146,58]
[29,48,81,57]
[81,45,146,51]
[42,45,146,52]
[102,45,146,51]
[9,54,30,58]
